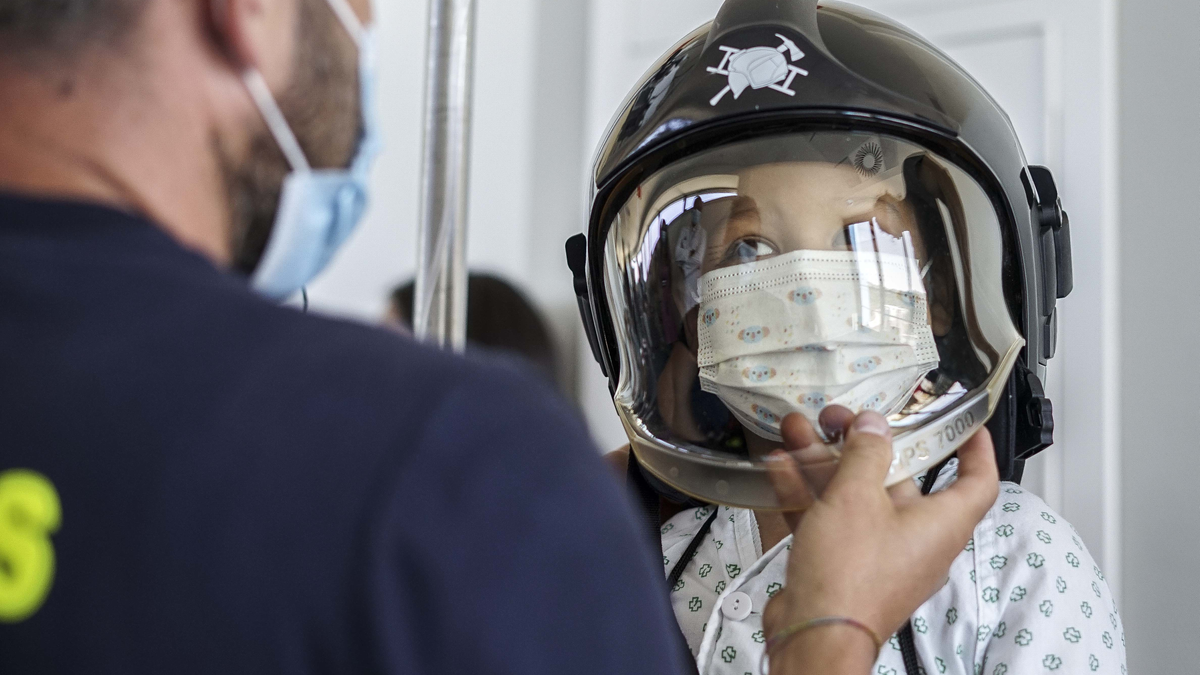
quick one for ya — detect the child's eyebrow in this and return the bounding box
[724,196,762,237]
[728,195,759,219]
[703,196,762,262]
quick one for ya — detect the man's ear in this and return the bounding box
[205,0,293,77]
[206,0,251,68]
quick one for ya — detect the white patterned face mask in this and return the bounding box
[697,249,940,441]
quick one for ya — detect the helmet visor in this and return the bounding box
[600,130,1024,507]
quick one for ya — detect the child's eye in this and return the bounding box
[721,237,778,266]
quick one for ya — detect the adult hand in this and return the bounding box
[762,409,999,675]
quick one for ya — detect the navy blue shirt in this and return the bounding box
[0,194,685,675]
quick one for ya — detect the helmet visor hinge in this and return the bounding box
[1025,166,1074,360]
[1014,363,1055,460]
[566,234,608,378]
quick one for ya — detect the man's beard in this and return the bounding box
[223,0,363,277]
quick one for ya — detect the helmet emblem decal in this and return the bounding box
[707,34,809,106]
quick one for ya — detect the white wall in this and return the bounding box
[1117,0,1200,669]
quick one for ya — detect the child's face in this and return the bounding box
[659,161,952,460]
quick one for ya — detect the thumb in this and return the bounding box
[825,411,895,494]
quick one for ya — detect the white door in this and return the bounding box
[580,0,1120,595]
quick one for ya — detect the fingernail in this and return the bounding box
[852,411,892,439]
[764,450,789,463]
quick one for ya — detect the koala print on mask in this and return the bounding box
[850,356,884,375]
[788,287,822,305]
[801,392,829,409]
[861,392,888,411]
[742,366,777,383]
[738,326,770,344]
[752,404,781,425]
[703,308,720,327]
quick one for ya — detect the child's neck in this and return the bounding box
[743,434,800,555]
[754,510,794,554]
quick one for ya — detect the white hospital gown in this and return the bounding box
[661,463,1128,675]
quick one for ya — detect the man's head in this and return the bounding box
[0,0,371,271]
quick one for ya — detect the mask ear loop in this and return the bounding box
[323,0,367,46]
[242,70,312,173]
[240,0,366,170]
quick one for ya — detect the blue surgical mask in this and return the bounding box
[242,0,381,300]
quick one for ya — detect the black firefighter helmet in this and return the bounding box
[566,0,1073,509]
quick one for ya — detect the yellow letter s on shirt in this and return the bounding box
[0,470,61,623]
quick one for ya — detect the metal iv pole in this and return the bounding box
[414,0,477,352]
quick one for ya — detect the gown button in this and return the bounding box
[722,591,753,621]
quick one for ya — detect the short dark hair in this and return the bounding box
[0,0,150,57]
[392,274,561,386]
